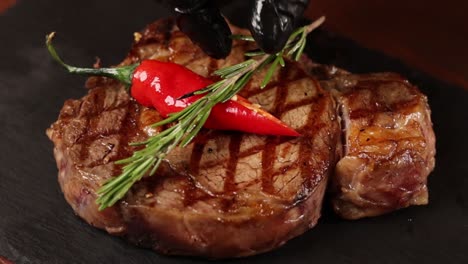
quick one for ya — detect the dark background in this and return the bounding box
[306,0,468,89]
[1,1,467,263]
[5,0,466,89]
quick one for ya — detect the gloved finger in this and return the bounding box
[250,0,310,54]
[172,0,232,59]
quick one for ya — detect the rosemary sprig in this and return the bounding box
[96,16,325,210]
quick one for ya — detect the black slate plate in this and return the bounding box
[1,1,467,263]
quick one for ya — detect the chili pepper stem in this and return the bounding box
[46,32,138,86]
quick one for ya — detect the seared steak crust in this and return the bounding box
[47,19,340,258]
[320,73,436,219]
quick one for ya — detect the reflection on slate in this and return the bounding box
[0,0,467,263]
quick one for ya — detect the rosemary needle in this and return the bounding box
[96,17,325,210]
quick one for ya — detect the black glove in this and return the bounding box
[158,0,310,59]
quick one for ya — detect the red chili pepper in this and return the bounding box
[130,60,299,136]
[46,35,299,136]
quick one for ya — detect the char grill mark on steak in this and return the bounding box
[224,134,242,193]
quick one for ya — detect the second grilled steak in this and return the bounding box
[321,73,436,219]
[302,59,436,220]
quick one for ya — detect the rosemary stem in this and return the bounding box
[305,16,326,34]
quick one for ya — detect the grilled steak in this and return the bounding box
[46,19,340,258]
[47,18,436,257]
[319,72,436,219]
